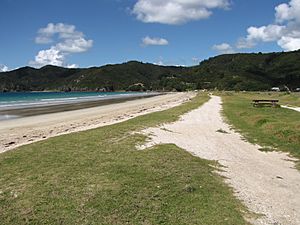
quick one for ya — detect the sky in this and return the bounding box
[0,0,300,71]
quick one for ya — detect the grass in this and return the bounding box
[0,94,248,225]
[221,92,300,167]
[247,92,300,107]
[275,92,300,107]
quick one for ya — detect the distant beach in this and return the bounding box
[0,92,195,153]
[0,92,160,120]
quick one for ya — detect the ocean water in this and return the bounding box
[0,92,148,110]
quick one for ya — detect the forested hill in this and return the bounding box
[1,50,300,92]
[187,50,300,91]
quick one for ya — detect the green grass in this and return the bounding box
[221,92,300,166]
[276,92,300,107]
[0,94,248,225]
[237,92,300,106]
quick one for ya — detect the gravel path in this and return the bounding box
[140,96,300,225]
[282,105,300,112]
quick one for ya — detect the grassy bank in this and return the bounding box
[221,92,300,164]
[0,94,248,225]
[258,92,300,107]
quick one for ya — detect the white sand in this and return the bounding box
[139,96,300,225]
[0,92,195,153]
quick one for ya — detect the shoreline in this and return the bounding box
[0,92,161,118]
[0,92,196,153]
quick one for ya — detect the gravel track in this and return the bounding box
[140,96,300,225]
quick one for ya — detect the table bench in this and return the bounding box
[252,99,279,107]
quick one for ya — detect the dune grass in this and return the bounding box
[221,92,300,166]
[0,94,248,225]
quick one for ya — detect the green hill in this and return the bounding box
[186,51,300,91]
[1,50,300,92]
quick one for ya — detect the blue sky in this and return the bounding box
[1,0,299,71]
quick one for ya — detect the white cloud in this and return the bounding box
[246,25,285,42]
[152,56,187,66]
[236,25,285,49]
[35,36,53,44]
[275,0,300,23]
[278,36,300,51]
[237,0,300,51]
[56,38,93,53]
[30,23,93,68]
[236,38,256,49]
[0,64,9,72]
[212,43,235,54]
[142,36,169,46]
[29,47,65,67]
[132,0,230,25]
[67,64,79,68]
[35,23,84,44]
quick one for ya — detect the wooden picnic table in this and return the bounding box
[252,99,279,107]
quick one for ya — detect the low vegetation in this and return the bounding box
[0,94,248,225]
[221,92,300,167]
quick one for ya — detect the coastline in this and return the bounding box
[0,92,161,118]
[0,92,196,153]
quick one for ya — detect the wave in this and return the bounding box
[0,92,151,110]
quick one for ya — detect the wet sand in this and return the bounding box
[0,92,195,153]
[0,93,161,118]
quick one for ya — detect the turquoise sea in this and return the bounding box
[0,92,146,110]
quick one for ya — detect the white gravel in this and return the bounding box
[139,96,300,225]
[282,105,300,112]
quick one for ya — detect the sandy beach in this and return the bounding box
[0,92,195,153]
[0,93,160,118]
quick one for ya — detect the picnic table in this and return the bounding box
[252,99,279,107]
